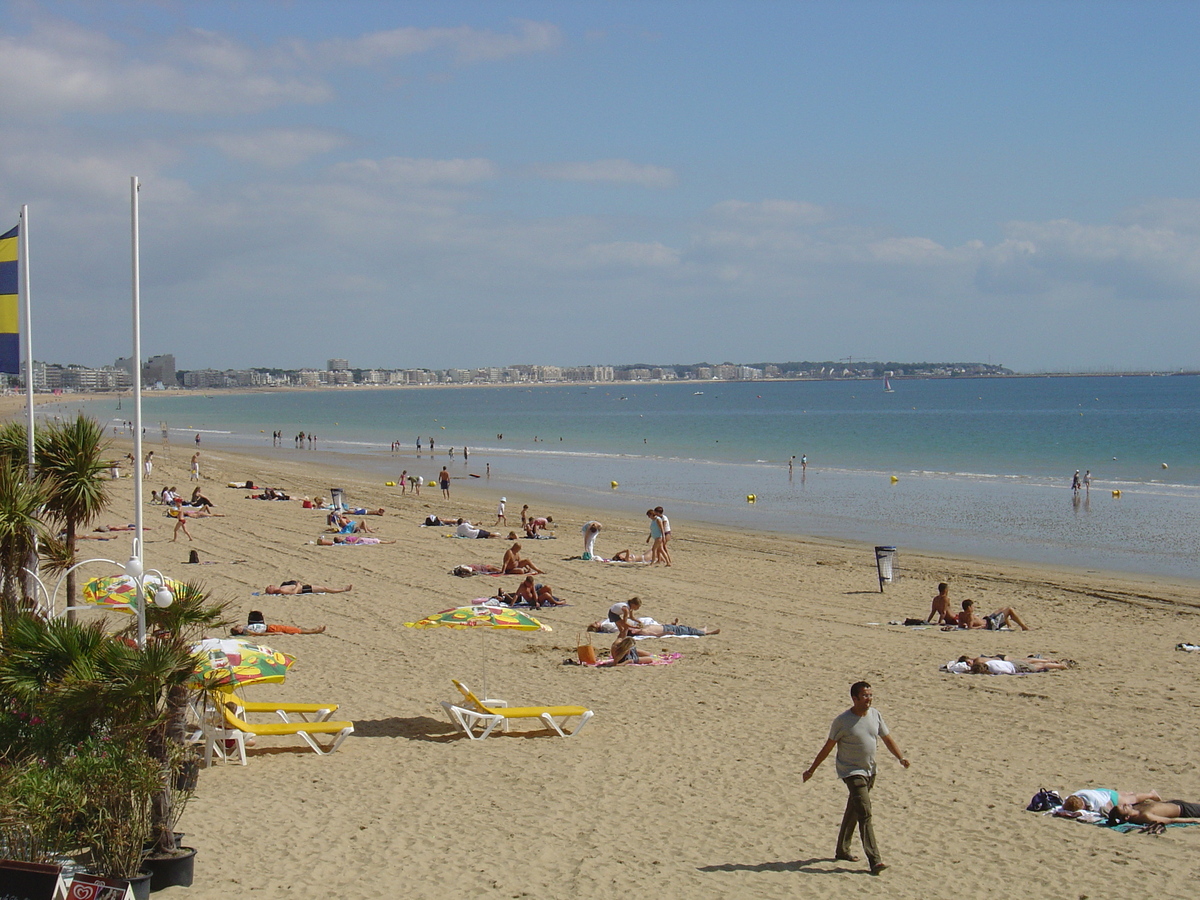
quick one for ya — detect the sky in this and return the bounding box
[2,0,1199,374]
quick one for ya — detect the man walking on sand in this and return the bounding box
[803,682,910,875]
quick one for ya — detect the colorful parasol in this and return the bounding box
[81,573,186,614]
[189,637,296,690]
[404,604,550,632]
[404,605,549,697]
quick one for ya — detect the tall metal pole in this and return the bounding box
[19,205,33,477]
[130,176,146,647]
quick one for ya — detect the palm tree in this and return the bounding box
[37,415,112,622]
[0,459,49,628]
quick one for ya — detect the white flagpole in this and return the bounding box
[19,205,33,477]
[130,176,147,647]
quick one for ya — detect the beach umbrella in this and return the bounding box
[81,573,186,614]
[404,604,550,632]
[189,637,296,690]
[404,604,550,695]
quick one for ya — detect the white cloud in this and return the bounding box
[203,128,348,167]
[331,156,499,185]
[534,159,678,188]
[313,20,562,65]
[581,241,681,268]
[0,20,331,116]
[708,199,830,227]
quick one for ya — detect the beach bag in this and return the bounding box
[1026,788,1063,812]
[577,633,597,666]
[188,549,200,564]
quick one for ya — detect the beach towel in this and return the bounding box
[571,652,683,667]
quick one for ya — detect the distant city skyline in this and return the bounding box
[3,2,1200,373]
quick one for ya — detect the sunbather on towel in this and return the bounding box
[587,617,718,636]
[317,534,395,545]
[456,519,499,539]
[956,598,1030,631]
[232,622,327,635]
[501,542,543,575]
[514,576,564,608]
[1063,789,1161,814]
[265,581,353,595]
[611,549,652,562]
[609,636,672,665]
[962,655,1069,674]
[1107,798,1200,827]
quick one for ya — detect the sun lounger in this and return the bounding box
[441,679,593,740]
[215,689,341,724]
[215,699,354,758]
[239,700,340,723]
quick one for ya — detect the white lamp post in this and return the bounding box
[130,176,148,645]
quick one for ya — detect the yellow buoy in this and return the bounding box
[890,475,899,484]
[610,481,619,489]
[385,481,396,486]
[746,494,756,503]
[1112,490,1121,498]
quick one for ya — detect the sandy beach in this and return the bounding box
[60,437,1200,899]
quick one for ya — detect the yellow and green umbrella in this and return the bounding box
[405,604,550,695]
[189,637,296,690]
[404,604,550,631]
[82,573,185,613]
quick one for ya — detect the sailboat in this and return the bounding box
[883,371,895,393]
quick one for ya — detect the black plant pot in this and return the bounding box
[123,870,153,900]
[142,846,196,891]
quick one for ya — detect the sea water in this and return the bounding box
[62,375,1200,580]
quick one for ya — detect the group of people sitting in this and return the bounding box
[927,583,1031,630]
[492,576,565,609]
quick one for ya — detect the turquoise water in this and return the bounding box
[61,375,1200,579]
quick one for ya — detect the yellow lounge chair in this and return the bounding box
[216,688,340,723]
[216,700,354,758]
[441,679,593,740]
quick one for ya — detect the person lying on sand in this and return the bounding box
[1062,789,1161,814]
[514,576,564,608]
[232,622,327,635]
[501,542,543,575]
[1107,798,1200,828]
[611,549,652,563]
[587,618,718,637]
[956,598,1030,631]
[317,534,395,545]
[265,581,353,595]
[961,655,1070,674]
[455,519,500,539]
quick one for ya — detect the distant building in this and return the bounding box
[327,358,350,371]
[143,354,175,387]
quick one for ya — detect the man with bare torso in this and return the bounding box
[1108,798,1200,829]
[927,583,956,625]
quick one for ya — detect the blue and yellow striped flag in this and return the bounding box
[0,224,18,374]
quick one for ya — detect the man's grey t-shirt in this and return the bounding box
[828,707,889,779]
